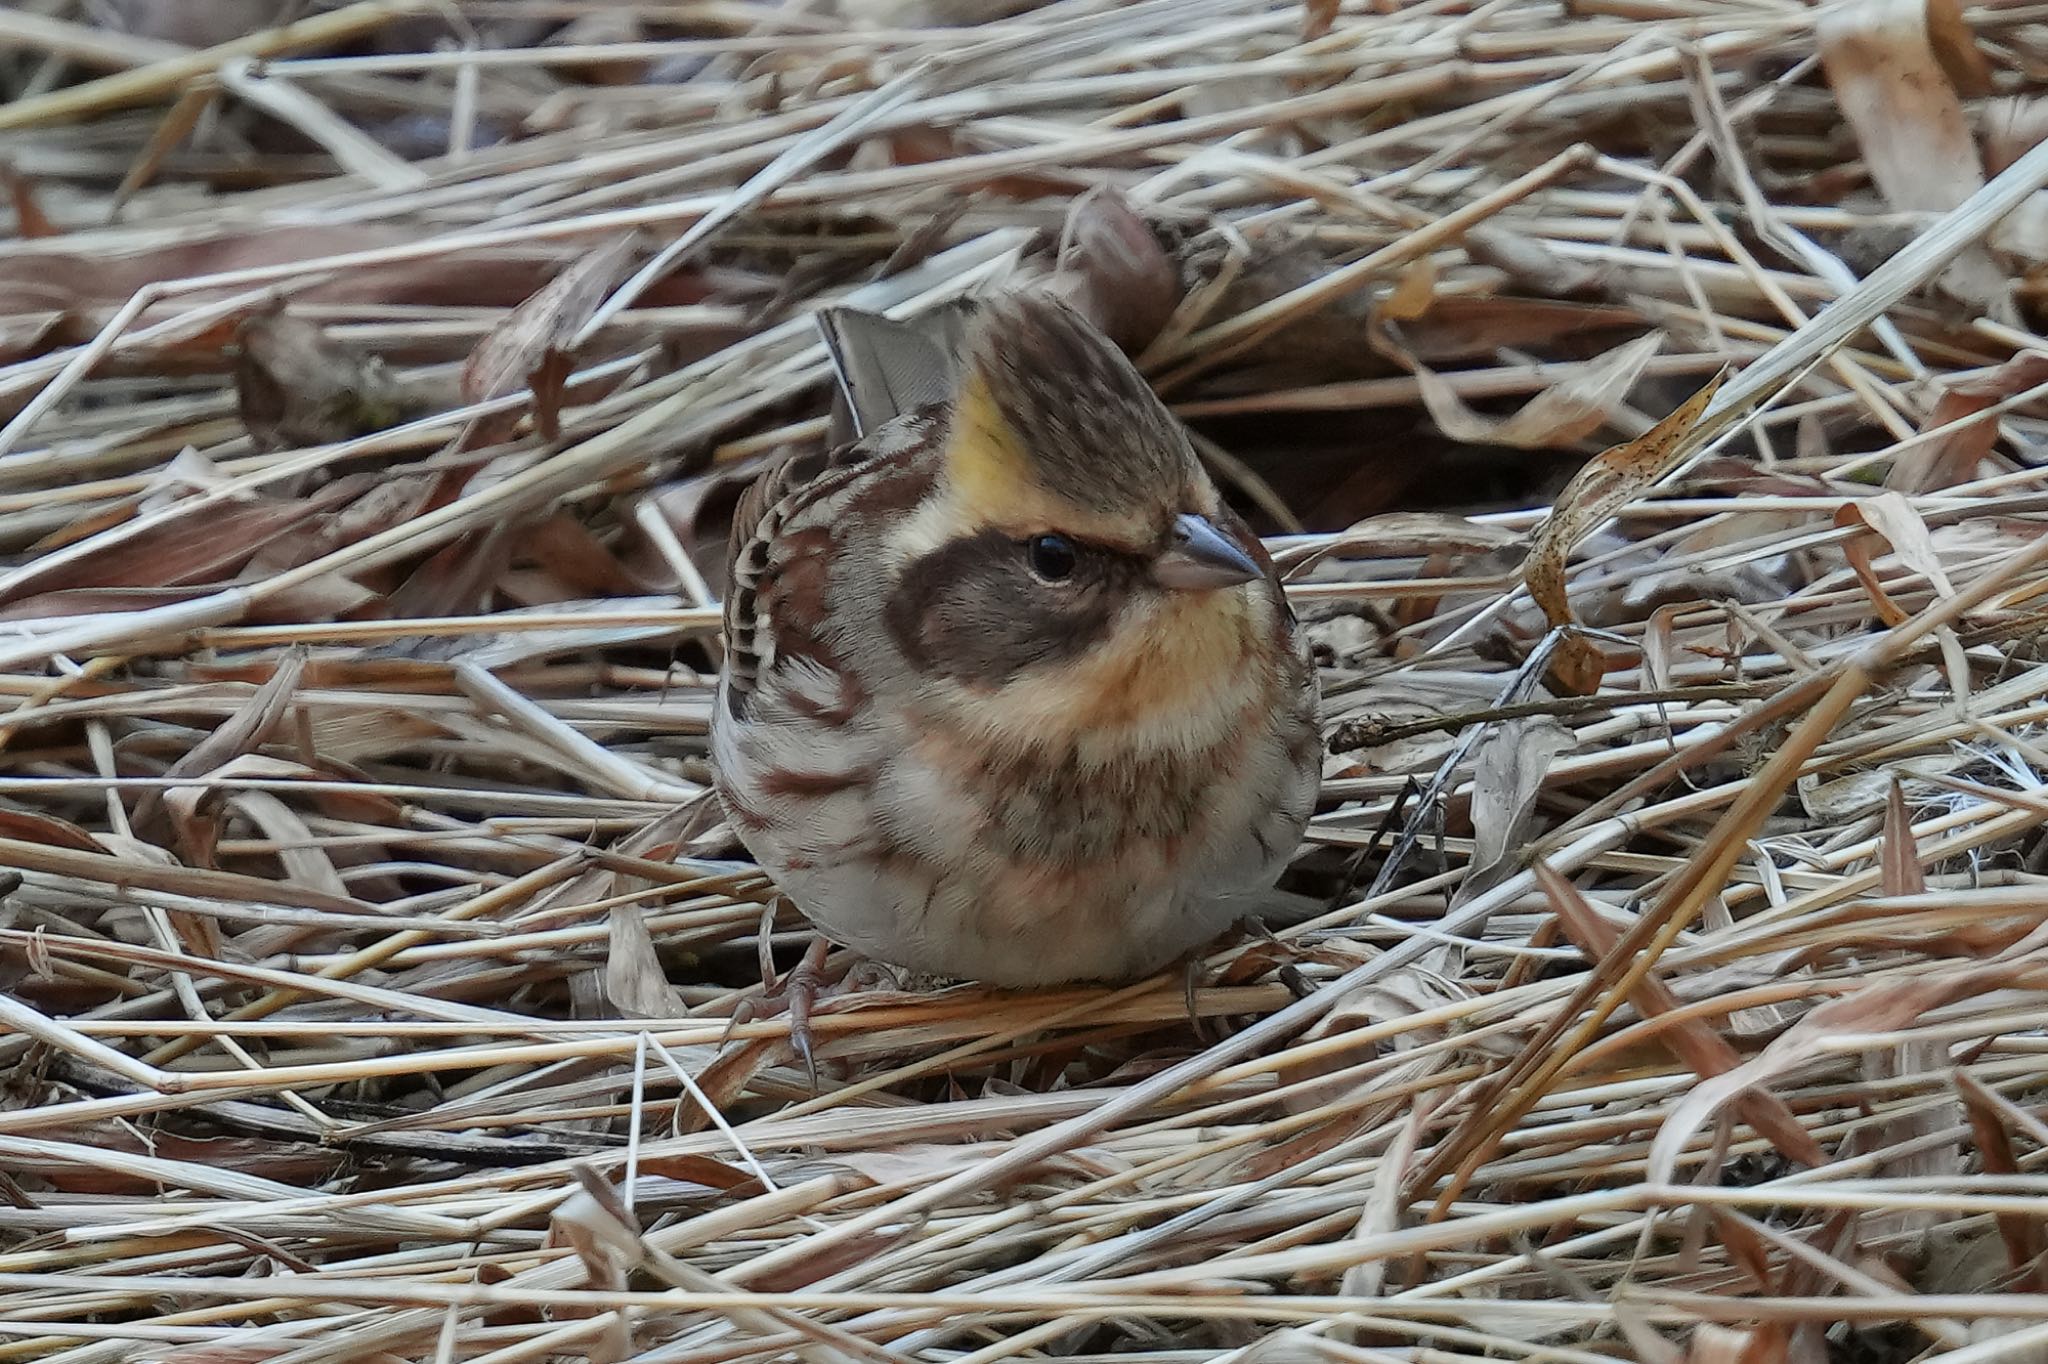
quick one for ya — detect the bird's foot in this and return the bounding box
[727,934,849,1090]
[1181,917,1317,1041]
[1233,915,1317,1000]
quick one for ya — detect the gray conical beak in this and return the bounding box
[1153,513,1262,591]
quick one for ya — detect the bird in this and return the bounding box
[711,287,1321,1005]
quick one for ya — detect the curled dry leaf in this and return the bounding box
[1834,493,1956,626]
[1524,366,1725,695]
[1854,491,1957,596]
[164,754,350,900]
[550,1174,635,1364]
[460,233,638,447]
[1412,330,1664,452]
[235,308,418,451]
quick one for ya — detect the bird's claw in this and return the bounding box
[726,934,839,1091]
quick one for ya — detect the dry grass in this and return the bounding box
[4,1,2048,1361]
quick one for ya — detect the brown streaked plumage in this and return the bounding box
[712,289,1319,987]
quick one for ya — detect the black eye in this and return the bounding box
[1026,534,1078,582]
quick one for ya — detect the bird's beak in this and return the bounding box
[1153,512,1263,591]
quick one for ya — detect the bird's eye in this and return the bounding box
[1026,534,1078,582]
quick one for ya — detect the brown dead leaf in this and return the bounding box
[1819,0,2007,308]
[636,1153,759,1192]
[1461,716,1573,897]
[4,492,334,607]
[12,1124,346,1194]
[1303,0,1340,40]
[551,1173,635,1363]
[0,224,616,332]
[383,528,511,621]
[1834,493,1956,629]
[0,809,104,853]
[1860,491,1956,597]
[1889,351,2048,492]
[1539,864,1824,1169]
[1834,504,1910,627]
[2,165,57,239]
[1957,1071,2046,1281]
[112,84,219,219]
[236,308,418,452]
[1413,331,1663,451]
[460,234,637,448]
[524,514,651,598]
[1048,186,1181,356]
[1396,296,1643,364]
[1882,780,1929,898]
[1525,366,1724,694]
[1649,962,2020,1184]
[605,904,682,1018]
[135,646,307,838]
[164,755,350,900]
[1926,0,1995,96]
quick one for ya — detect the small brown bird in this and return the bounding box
[712,289,1320,990]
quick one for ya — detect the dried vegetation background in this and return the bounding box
[6,0,2048,1361]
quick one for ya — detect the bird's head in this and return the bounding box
[873,291,1284,744]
